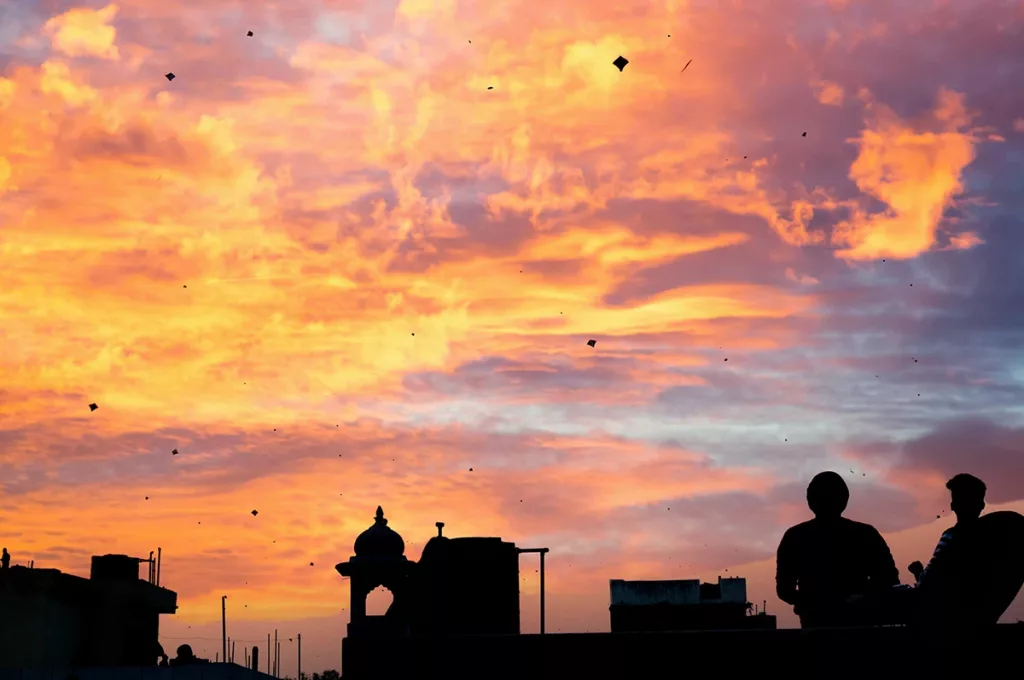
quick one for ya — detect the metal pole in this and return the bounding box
[297,633,301,680]
[267,634,271,675]
[232,640,236,664]
[274,630,278,677]
[539,549,547,634]
[157,547,162,586]
[149,551,155,583]
[221,595,227,663]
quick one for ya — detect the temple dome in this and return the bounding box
[354,506,405,558]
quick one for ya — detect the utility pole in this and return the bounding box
[221,595,228,663]
[297,633,301,680]
[274,629,278,677]
[232,640,236,664]
[267,633,271,675]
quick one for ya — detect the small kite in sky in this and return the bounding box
[587,339,596,347]
[247,31,253,37]
[172,449,179,455]
[613,56,629,72]
[89,403,98,411]
[165,73,175,81]
[251,510,259,516]
[681,59,692,74]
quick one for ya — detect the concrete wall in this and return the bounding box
[609,580,700,606]
[0,663,277,680]
[0,590,86,668]
[609,578,749,607]
[718,577,747,604]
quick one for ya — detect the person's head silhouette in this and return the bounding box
[176,644,195,660]
[806,471,849,519]
[946,473,986,522]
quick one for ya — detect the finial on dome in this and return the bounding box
[353,505,404,558]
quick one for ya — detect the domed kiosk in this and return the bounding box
[336,506,414,639]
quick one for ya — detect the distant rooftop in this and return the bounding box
[609,576,747,607]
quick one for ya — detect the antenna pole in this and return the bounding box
[221,595,227,663]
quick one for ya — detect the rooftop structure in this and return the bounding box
[0,552,177,669]
[608,577,776,633]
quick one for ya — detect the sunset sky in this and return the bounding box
[3,0,1024,672]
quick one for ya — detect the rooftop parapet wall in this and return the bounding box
[609,577,746,607]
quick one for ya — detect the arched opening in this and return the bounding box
[365,585,394,616]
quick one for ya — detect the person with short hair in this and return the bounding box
[917,474,986,590]
[776,471,900,627]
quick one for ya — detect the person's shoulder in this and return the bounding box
[781,520,814,539]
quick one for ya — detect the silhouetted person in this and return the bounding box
[1,548,9,570]
[918,474,985,590]
[170,644,208,666]
[776,471,899,627]
[915,474,1024,628]
[908,560,924,585]
[155,642,169,667]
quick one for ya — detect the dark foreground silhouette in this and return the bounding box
[775,471,899,627]
[777,471,1024,629]
[169,644,210,666]
[913,474,1024,628]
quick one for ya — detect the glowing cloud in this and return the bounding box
[832,89,980,261]
[42,4,121,61]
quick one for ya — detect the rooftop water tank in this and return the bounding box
[90,554,141,582]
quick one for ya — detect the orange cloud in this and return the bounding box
[813,79,845,106]
[831,88,980,261]
[42,4,121,60]
[945,231,984,251]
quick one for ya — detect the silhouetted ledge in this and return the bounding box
[0,663,275,680]
[341,624,1024,679]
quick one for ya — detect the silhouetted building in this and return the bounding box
[608,577,776,632]
[336,508,528,642]
[415,535,521,636]
[0,553,177,669]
